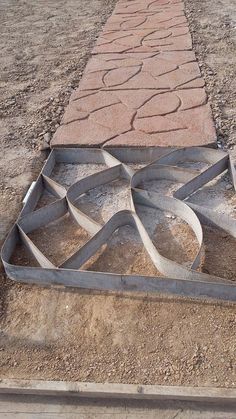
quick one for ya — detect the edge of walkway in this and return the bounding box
[0,379,236,403]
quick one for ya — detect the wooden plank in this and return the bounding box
[0,395,236,418]
[0,380,236,404]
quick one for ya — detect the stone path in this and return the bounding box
[51,0,216,149]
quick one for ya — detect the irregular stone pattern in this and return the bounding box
[51,0,216,148]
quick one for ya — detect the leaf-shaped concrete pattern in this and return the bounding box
[157,68,200,89]
[108,57,143,68]
[150,0,170,7]
[93,43,131,54]
[113,71,170,89]
[73,91,119,113]
[90,103,135,134]
[177,89,207,111]
[134,114,186,133]
[159,50,195,66]
[161,16,187,30]
[143,58,178,77]
[104,66,141,87]
[121,16,147,30]
[179,78,205,89]
[96,37,113,46]
[144,29,172,40]
[105,130,159,146]
[79,71,106,90]
[130,13,186,31]
[86,58,117,73]
[180,62,201,77]
[61,106,89,124]
[137,92,180,117]
[113,90,165,110]
[52,118,116,146]
[176,105,216,138]
[102,32,132,42]
[171,26,190,36]
[158,35,192,51]
[143,39,173,48]
[116,35,143,48]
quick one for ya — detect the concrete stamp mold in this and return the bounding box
[2,146,236,302]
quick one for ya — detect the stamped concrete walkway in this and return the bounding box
[51,0,216,149]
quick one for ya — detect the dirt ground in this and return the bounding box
[0,0,116,242]
[185,0,236,148]
[1,0,236,388]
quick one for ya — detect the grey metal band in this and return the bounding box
[1,146,236,302]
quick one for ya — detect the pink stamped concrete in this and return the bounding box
[51,0,216,148]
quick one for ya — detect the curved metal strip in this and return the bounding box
[131,190,226,283]
[1,146,236,302]
[66,164,133,235]
[132,189,203,270]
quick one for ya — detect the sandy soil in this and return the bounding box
[1,0,236,388]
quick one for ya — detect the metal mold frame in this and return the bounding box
[1,146,236,302]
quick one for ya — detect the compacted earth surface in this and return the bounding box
[0,0,116,242]
[185,0,236,148]
[0,0,236,387]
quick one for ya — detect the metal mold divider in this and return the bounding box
[1,146,236,301]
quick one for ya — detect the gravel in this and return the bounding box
[184,0,236,149]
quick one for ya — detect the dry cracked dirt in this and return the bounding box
[0,0,236,387]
